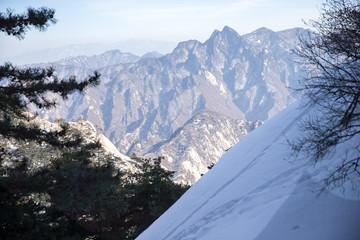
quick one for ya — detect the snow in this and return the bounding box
[137,99,360,240]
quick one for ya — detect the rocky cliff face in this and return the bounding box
[132,111,262,184]
[68,119,132,167]
[36,26,306,184]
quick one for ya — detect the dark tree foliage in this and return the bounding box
[0,149,188,240]
[0,185,92,240]
[125,155,189,239]
[0,7,56,39]
[292,0,360,187]
[0,144,118,240]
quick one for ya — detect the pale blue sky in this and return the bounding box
[1,0,323,58]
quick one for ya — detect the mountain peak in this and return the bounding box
[206,26,242,50]
[208,26,240,40]
[244,27,276,38]
[254,27,274,33]
[222,25,238,35]
[242,27,278,47]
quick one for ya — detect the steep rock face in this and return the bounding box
[38,26,307,183]
[131,111,261,184]
[68,119,131,166]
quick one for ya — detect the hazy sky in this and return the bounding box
[1,0,324,58]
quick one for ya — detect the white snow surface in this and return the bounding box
[137,99,360,240]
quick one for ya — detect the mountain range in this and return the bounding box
[36,26,307,184]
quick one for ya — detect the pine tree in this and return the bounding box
[0,7,57,39]
[0,7,100,147]
[0,6,102,239]
[125,155,189,239]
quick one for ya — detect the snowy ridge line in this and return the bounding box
[160,103,312,239]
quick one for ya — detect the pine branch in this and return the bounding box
[0,7,57,39]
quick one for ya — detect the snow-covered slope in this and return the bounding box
[137,99,360,240]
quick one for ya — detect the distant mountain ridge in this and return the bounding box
[51,50,141,70]
[2,39,177,65]
[37,26,307,184]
